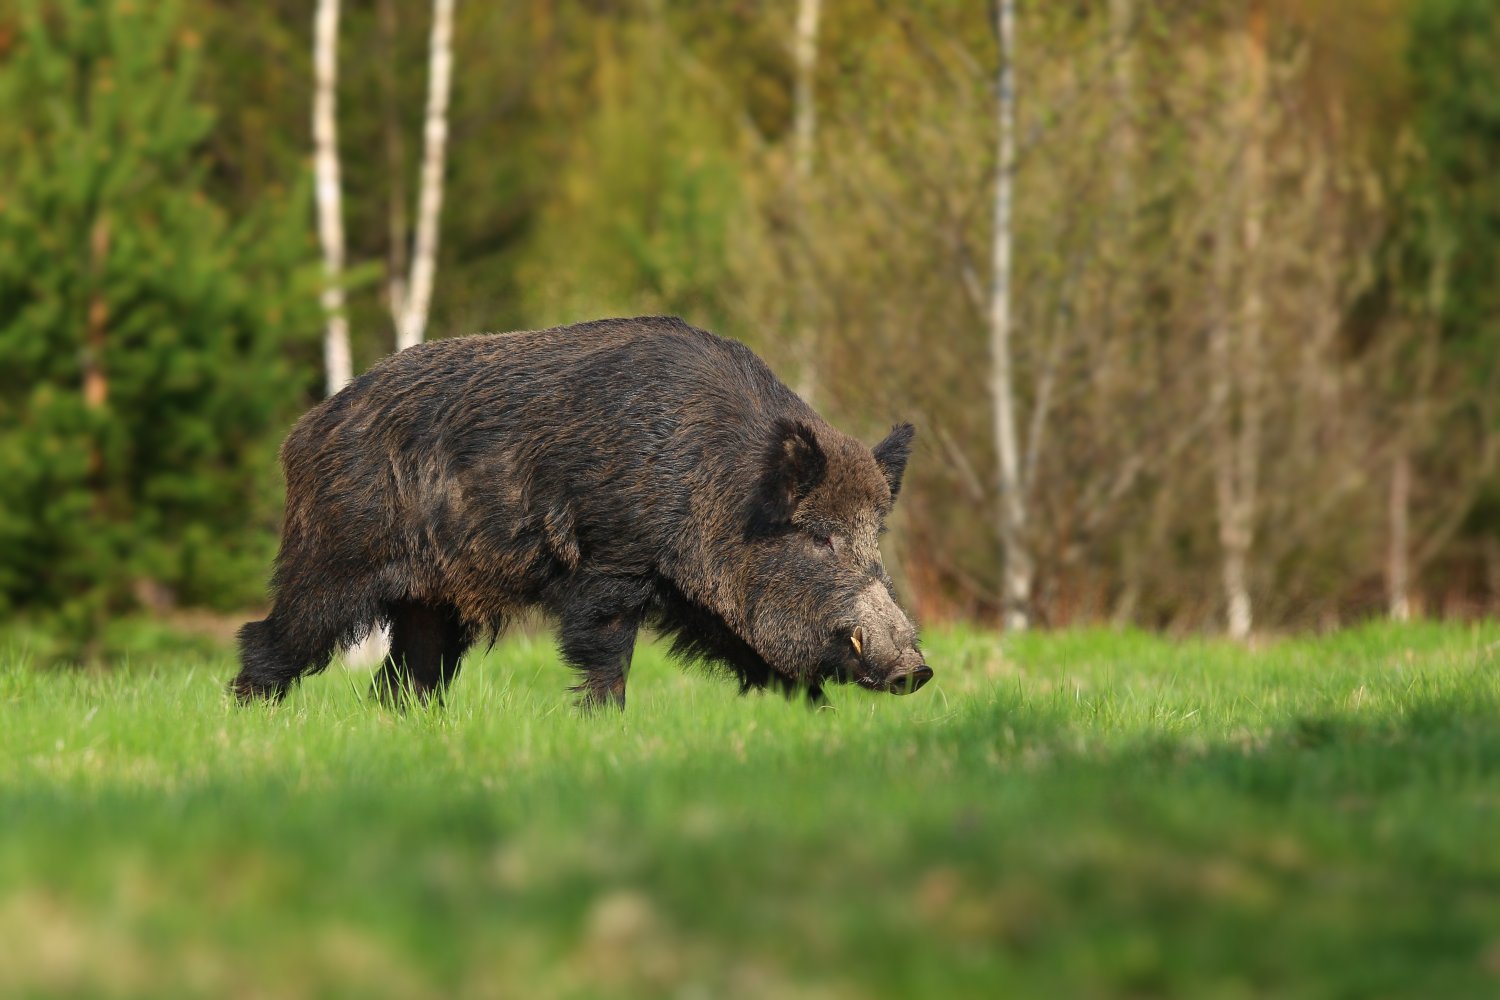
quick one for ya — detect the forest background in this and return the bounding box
[2,0,1498,660]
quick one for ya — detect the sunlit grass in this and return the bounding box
[2,621,1498,997]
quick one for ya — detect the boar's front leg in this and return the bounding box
[549,574,653,711]
[372,600,471,707]
[759,671,828,710]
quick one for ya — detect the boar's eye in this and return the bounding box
[812,532,834,552]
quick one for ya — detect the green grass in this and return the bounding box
[3,622,1499,998]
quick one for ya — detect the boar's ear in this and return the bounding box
[748,419,827,533]
[872,423,915,501]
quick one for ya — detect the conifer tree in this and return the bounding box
[0,0,318,640]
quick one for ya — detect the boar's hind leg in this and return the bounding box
[551,577,651,712]
[232,605,348,703]
[232,539,383,703]
[372,600,471,707]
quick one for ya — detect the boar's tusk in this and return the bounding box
[850,627,864,658]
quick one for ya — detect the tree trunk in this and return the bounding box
[377,0,409,327]
[791,0,822,403]
[396,0,456,351]
[990,0,1031,632]
[84,217,110,411]
[1211,0,1266,642]
[1486,534,1500,619]
[1388,444,1412,621]
[1108,0,1136,207]
[313,0,352,395]
[1209,195,1251,640]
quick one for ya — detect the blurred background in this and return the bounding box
[1,0,1497,661]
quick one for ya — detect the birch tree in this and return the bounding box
[990,0,1031,631]
[1108,0,1135,207]
[791,0,822,403]
[395,0,456,351]
[313,0,352,394]
[1210,1,1267,640]
[378,0,410,327]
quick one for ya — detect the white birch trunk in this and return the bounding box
[792,0,822,403]
[378,0,409,327]
[1210,194,1249,639]
[313,0,353,395]
[396,0,456,351]
[1235,3,1267,641]
[793,0,820,194]
[990,0,1031,632]
[1108,0,1135,207]
[1211,2,1267,642]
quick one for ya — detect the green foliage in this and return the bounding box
[1,625,1498,994]
[1382,0,1500,562]
[0,0,319,636]
[515,11,750,331]
[1,0,1498,635]
[1407,0,1500,352]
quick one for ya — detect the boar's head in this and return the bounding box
[738,418,931,695]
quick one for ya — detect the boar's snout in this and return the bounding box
[849,583,932,696]
[884,654,933,695]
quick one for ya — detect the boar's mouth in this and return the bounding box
[851,669,932,695]
[843,626,933,696]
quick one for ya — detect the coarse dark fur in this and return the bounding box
[232,316,926,710]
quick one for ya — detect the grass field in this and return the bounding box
[2,622,1498,998]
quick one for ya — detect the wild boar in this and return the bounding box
[232,316,930,709]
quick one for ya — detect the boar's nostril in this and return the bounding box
[886,664,933,695]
